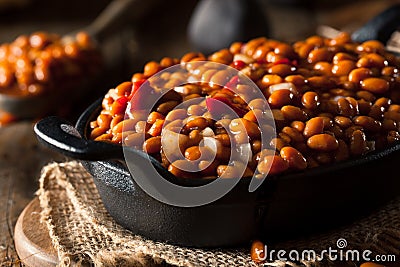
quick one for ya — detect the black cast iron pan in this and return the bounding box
[34,6,400,248]
[34,98,400,248]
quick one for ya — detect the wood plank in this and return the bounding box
[0,122,64,267]
[14,198,58,267]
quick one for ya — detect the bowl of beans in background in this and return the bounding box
[35,32,400,248]
[0,31,103,125]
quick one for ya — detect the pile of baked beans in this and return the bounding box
[90,32,400,179]
[0,31,102,96]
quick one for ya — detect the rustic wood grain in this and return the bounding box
[0,122,65,267]
[14,198,58,267]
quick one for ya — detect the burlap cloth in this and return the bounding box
[36,161,400,267]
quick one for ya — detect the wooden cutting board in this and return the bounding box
[14,197,58,267]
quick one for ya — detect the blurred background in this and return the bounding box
[0,0,398,121]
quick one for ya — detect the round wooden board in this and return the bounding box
[14,197,58,267]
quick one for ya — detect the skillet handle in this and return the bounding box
[351,4,400,44]
[34,116,123,161]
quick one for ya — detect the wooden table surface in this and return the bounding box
[0,122,64,266]
[0,0,399,266]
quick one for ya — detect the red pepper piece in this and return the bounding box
[224,75,239,90]
[273,58,298,67]
[206,96,247,117]
[111,96,129,115]
[233,60,246,70]
[128,79,146,100]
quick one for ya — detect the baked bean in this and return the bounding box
[278,132,291,144]
[268,64,294,77]
[361,78,389,94]
[313,61,332,76]
[157,101,179,115]
[242,37,267,56]
[334,116,352,128]
[307,76,335,89]
[243,109,264,123]
[350,130,367,155]
[217,164,241,178]
[270,137,288,151]
[215,133,231,147]
[135,120,151,133]
[384,110,400,121]
[284,74,306,88]
[368,105,385,120]
[257,155,289,175]
[168,160,194,178]
[91,127,107,139]
[110,114,123,129]
[185,116,209,131]
[353,115,381,132]
[381,66,398,76]
[290,121,305,132]
[301,91,320,110]
[143,61,160,77]
[229,41,242,54]
[332,52,356,63]
[229,118,260,138]
[281,105,307,121]
[356,90,376,102]
[314,152,333,164]
[387,130,400,143]
[165,109,187,121]
[280,146,307,170]
[359,262,385,267]
[296,42,315,59]
[181,52,206,63]
[97,114,112,129]
[304,117,325,138]
[337,97,357,117]
[331,60,356,76]
[146,111,164,124]
[115,81,132,97]
[261,74,284,88]
[159,57,178,68]
[357,40,385,54]
[334,139,350,162]
[251,139,262,154]
[124,132,144,147]
[374,97,391,108]
[184,146,202,161]
[208,48,233,64]
[95,133,113,142]
[356,53,387,68]
[382,118,397,131]
[308,47,334,63]
[250,240,266,264]
[112,119,136,135]
[143,136,162,154]
[357,99,372,114]
[187,104,206,116]
[91,34,400,179]
[281,126,304,143]
[348,68,372,84]
[388,104,400,112]
[307,134,339,151]
[268,89,295,108]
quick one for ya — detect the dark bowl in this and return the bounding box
[58,98,400,248]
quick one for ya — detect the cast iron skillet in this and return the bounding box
[34,101,400,248]
[34,6,400,248]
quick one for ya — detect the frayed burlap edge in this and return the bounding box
[36,161,400,267]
